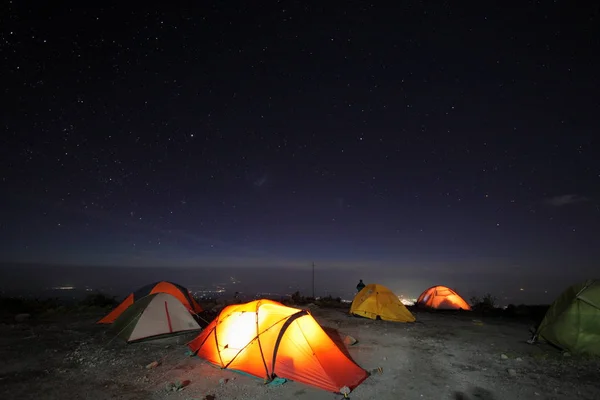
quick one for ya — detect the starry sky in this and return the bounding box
[1,2,599,301]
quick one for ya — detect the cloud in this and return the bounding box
[543,194,590,207]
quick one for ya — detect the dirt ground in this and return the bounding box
[1,305,599,400]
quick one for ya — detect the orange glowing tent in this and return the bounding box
[187,299,369,394]
[98,281,202,324]
[416,285,471,310]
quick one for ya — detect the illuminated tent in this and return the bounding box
[98,281,202,324]
[416,285,472,310]
[350,284,416,322]
[533,279,600,355]
[187,299,369,393]
[112,292,201,343]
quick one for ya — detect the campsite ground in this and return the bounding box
[1,303,599,400]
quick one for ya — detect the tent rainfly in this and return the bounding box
[188,299,369,394]
[416,285,472,310]
[533,279,600,356]
[112,292,201,343]
[350,283,416,322]
[98,281,202,324]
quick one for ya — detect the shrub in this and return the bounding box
[470,293,498,313]
[291,291,305,304]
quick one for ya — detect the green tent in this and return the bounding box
[535,279,600,355]
[112,292,201,343]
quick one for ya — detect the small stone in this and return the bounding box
[382,356,387,361]
[563,352,571,357]
[174,379,190,391]
[371,366,383,374]
[219,378,228,385]
[340,386,351,395]
[500,354,508,359]
[516,357,523,361]
[507,368,517,377]
[343,335,357,346]
[146,361,160,369]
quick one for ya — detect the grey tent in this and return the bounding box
[112,292,201,343]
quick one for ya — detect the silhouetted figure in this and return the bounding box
[356,279,366,292]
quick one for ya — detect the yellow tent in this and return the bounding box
[350,283,415,322]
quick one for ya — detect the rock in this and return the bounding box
[219,378,228,385]
[371,367,383,374]
[15,313,30,323]
[340,386,351,396]
[343,335,357,346]
[382,356,387,361]
[146,361,160,369]
[563,352,571,357]
[507,368,517,377]
[516,357,523,362]
[500,354,508,360]
[173,380,191,391]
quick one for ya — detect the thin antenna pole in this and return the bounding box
[312,262,315,298]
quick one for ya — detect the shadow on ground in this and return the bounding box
[453,386,496,399]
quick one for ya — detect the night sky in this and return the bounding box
[1,2,599,301]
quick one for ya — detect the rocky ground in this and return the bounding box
[0,305,599,400]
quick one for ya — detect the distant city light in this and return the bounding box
[398,296,416,306]
[51,286,75,290]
